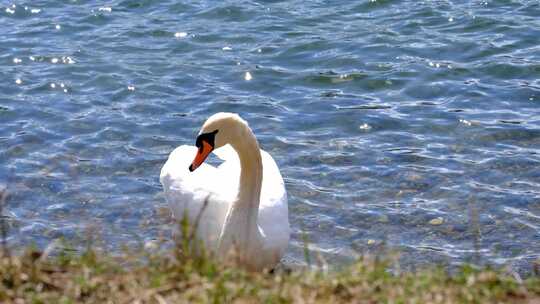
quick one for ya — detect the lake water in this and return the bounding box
[1,0,539,274]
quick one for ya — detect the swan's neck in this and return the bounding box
[235,132,263,216]
[218,127,263,261]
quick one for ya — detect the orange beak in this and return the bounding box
[189,141,213,172]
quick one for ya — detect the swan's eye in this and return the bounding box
[195,129,219,149]
[195,137,203,149]
[190,130,218,172]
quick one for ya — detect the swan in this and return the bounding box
[160,112,289,271]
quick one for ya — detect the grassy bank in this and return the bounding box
[0,245,539,304]
[0,191,539,303]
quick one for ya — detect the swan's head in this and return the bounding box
[189,112,247,172]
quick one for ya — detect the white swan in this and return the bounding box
[160,112,289,271]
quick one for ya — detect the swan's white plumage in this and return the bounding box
[160,139,289,270]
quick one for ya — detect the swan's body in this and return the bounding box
[160,113,289,271]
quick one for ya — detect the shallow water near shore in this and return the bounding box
[1,0,539,274]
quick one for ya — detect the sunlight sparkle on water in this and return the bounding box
[244,71,252,81]
[459,119,472,126]
[175,32,188,38]
[359,123,372,130]
[62,56,75,64]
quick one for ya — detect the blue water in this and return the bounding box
[1,0,539,274]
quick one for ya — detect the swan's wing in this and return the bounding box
[213,144,238,162]
[160,145,236,249]
[213,145,241,184]
[258,149,290,260]
[160,145,220,204]
[259,150,287,210]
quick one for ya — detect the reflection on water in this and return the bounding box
[0,0,539,275]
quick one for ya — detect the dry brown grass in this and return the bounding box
[0,243,538,304]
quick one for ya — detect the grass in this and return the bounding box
[0,246,539,303]
[1,189,539,303]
